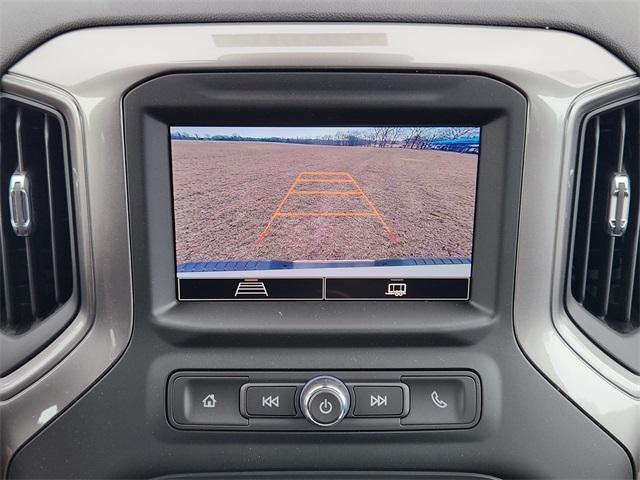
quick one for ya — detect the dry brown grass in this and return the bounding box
[172,141,477,264]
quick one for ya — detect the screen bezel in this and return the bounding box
[124,71,526,341]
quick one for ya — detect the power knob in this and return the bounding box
[300,376,350,427]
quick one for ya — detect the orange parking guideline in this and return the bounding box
[295,179,353,183]
[255,172,303,245]
[256,171,398,245]
[290,191,361,196]
[278,212,379,217]
[348,174,399,244]
[298,171,351,175]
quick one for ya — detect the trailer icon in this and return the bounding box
[385,282,407,297]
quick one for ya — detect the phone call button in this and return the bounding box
[401,376,478,426]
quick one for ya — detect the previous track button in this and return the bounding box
[244,385,298,417]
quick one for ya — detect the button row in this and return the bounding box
[168,372,480,430]
[242,382,407,421]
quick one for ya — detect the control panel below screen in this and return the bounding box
[167,371,480,431]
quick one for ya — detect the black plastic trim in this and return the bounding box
[123,71,526,346]
[152,472,501,480]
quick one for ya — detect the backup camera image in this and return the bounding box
[171,126,479,300]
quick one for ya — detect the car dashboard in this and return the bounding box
[0,4,639,479]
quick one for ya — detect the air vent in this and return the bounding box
[0,96,77,376]
[568,98,639,371]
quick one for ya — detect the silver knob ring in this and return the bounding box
[299,376,350,427]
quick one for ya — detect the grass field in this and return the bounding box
[171,140,477,264]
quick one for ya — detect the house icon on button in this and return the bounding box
[202,394,217,408]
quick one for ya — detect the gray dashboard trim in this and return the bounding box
[0,23,638,474]
[514,76,640,465]
[1,0,639,75]
[0,75,134,476]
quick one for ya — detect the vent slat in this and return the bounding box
[595,109,625,318]
[18,108,43,318]
[574,117,600,302]
[635,252,640,323]
[15,108,25,170]
[570,99,639,335]
[44,116,62,303]
[0,188,15,324]
[618,104,639,327]
[0,100,20,327]
[23,238,40,318]
[616,109,626,171]
[596,237,615,317]
[621,204,639,324]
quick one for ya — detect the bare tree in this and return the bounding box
[359,127,478,149]
[402,127,478,149]
[436,127,477,141]
[386,127,404,147]
[370,127,388,147]
[362,129,377,146]
[403,128,422,149]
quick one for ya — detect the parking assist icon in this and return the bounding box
[235,279,268,297]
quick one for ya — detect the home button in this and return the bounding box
[170,375,248,426]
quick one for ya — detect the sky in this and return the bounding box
[170,126,480,139]
[170,126,377,138]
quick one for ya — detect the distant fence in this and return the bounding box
[426,136,480,154]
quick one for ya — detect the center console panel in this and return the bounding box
[168,370,481,431]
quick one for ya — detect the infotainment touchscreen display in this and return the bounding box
[171,126,479,300]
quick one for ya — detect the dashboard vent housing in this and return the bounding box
[0,96,78,376]
[568,98,639,372]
